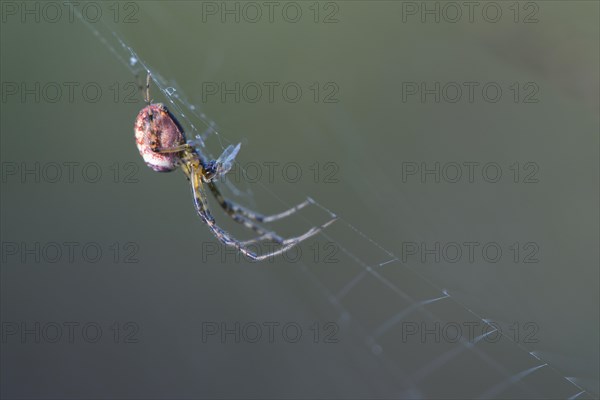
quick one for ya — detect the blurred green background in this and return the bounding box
[1,1,598,398]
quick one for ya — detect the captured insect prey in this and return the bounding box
[133,73,336,260]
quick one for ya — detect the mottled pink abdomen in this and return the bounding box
[134,103,186,172]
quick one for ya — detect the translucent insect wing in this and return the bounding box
[214,143,241,178]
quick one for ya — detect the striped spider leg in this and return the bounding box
[182,157,337,261]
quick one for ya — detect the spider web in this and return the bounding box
[75,7,597,399]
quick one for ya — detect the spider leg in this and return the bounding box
[207,181,312,224]
[189,165,336,261]
[240,232,279,246]
[206,180,337,247]
[230,215,285,244]
[237,215,339,247]
[203,181,285,243]
[236,216,337,248]
[155,144,192,153]
[189,166,296,260]
[144,73,151,105]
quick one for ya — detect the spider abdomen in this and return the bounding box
[134,103,186,172]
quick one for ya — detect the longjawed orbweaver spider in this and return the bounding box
[134,73,336,261]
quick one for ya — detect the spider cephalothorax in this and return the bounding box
[133,73,336,260]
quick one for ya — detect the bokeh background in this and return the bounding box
[1,1,598,398]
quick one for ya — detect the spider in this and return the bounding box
[134,73,336,261]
